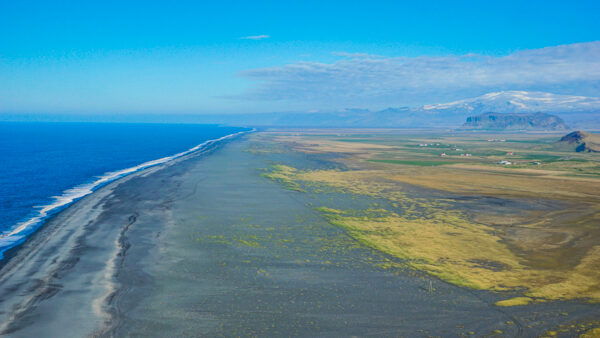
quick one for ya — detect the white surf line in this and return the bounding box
[0,128,253,258]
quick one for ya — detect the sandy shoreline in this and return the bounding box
[0,134,598,337]
[0,138,233,336]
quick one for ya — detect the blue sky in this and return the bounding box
[1,0,599,116]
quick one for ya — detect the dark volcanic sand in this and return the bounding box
[0,136,599,337]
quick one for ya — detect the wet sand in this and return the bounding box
[0,136,598,337]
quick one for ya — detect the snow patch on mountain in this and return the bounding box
[422,91,600,113]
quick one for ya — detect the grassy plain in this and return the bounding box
[256,130,600,305]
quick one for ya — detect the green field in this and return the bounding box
[368,159,458,166]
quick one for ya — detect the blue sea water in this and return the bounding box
[0,122,248,258]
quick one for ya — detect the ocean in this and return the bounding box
[0,122,248,258]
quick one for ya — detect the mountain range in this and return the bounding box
[418,91,600,128]
[222,91,599,129]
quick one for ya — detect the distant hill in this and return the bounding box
[460,112,568,131]
[558,131,600,152]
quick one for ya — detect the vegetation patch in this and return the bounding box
[368,159,458,166]
[261,164,305,192]
[495,297,533,307]
[581,327,600,338]
[540,319,600,337]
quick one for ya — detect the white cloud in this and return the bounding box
[237,41,600,107]
[240,34,270,40]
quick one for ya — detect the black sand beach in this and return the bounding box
[0,135,599,337]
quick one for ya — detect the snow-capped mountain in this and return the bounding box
[415,91,600,128]
[422,91,600,114]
